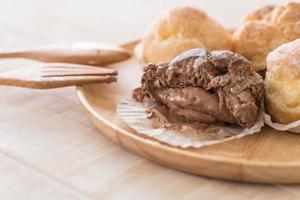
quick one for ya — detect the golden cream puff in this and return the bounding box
[142,6,232,63]
[233,2,300,71]
[265,38,300,124]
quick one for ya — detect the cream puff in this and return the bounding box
[134,48,264,128]
[265,38,300,124]
[233,2,300,71]
[142,6,232,63]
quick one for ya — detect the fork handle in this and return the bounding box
[0,51,24,59]
[0,43,131,66]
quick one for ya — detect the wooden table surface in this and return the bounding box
[0,0,299,199]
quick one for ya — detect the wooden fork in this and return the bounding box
[0,63,117,89]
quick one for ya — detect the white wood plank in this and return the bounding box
[0,152,89,200]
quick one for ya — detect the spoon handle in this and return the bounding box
[0,43,131,66]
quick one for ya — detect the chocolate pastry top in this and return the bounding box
[133,48,264,128]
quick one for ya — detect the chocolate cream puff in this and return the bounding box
[142,6,232,63]
[133,48,264,128]
[233,2,300,71]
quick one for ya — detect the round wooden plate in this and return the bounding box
[76,41,300,184]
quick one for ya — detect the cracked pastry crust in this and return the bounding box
[265,38,300,124]
[233,2,300,71]
[142,6,232,64]
[133,48,264,128]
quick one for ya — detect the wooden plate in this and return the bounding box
[76,41,300,184]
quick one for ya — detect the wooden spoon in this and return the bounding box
[0,43,131,66]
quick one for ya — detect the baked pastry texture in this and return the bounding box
[265,38,300,124]
[142,6,232,63]
[233,2,300,71]
[133,48,264,128]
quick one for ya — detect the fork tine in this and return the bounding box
[41,64,118,77]
[42,69,117,77]
[41,75,117,89]
[42,66,117,72]
[43,63,110,70]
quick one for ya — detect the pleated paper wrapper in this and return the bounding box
[117,97,264,148]
[264,113,300,133]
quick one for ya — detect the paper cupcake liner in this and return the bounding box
[264,113,300,133]
[117,97,264,148]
